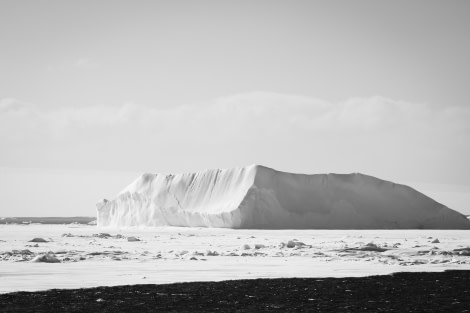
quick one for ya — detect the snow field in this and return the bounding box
[1,224,470,293]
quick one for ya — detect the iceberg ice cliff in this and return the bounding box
[97,165,470,229]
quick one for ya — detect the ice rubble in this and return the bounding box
[97,165,470,229]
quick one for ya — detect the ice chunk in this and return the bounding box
[32,254,60,263]
[29,238,48,243]
[286,241,296,248]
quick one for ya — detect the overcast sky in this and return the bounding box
[1,1,470,216]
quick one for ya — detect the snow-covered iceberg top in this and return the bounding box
[97,165,470,229]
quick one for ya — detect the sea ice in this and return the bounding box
[1,224,470,293]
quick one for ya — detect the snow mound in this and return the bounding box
[97,165,470,229]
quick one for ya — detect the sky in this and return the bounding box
[1,0,470,216]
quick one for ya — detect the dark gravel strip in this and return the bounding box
[1,270,469,312]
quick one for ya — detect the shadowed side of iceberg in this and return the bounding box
[236,166,470,229]
[97,165,470,229]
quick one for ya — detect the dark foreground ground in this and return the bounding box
[1,271,469,312]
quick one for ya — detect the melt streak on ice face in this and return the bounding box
[96,165,470,229]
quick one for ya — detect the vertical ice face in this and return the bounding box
[97,165,470,229]
[97,165,258,228]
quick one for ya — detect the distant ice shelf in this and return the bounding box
[97,165,470,229]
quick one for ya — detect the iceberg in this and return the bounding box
[97,165,470,229]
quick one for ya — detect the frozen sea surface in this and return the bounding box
[1,224,470,293]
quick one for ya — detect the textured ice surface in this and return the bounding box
[1,224,470,293]
[97,165,470,229]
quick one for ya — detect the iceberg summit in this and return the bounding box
[97,165,470,229]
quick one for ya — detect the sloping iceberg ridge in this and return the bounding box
[97,165,470,229]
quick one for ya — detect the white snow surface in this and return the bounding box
[97,165,470,229]
[1,224,470,293]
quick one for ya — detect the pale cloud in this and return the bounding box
[0,92,469,183]
[1,92,469,138]
[74,57,99,69]
[0,98,32,113]
[45,58,99,72]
